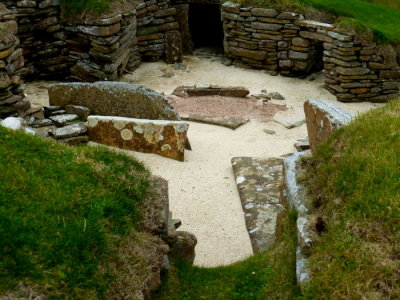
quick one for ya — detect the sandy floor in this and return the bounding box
[24,55,382,267]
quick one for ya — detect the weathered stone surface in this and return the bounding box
[273,109,305,129]
[232,157,285,253]
[299,31,333,43]
[0,116,25,130]
[50,122,88,139]
[304,99,354,152]
[251,22,282,31]
[294,140,310,151]
[49,114,79,126]
[181,114,248,130]
[268,91,285,100]
[165,30,182,64]
[77,23,121,37]
[295,20,334,31]
[251,7,278,17]
[49,82,181,121]
[88,116,189,161]
[335,66,370,76]
[284,152,313,284]
[227,46,267,61]
[65,105,91,120]
[183,85,250,98]
[166,231,197,265]
[222,2,241,14]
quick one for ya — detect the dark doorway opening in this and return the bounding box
[189,4,223,49]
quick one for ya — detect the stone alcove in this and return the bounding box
[172,0,223,53]
[188,3,223,50]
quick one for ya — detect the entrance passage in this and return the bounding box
[189,4,223,49]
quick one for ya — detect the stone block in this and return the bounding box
[165,30,182,64]
[251,7,277,17]
[48,82,181,121]
[88,116,189,161]
[227,46,267,61]
[304,99,354,152]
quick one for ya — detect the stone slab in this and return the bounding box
[232,157,285,253]
[181,114,248,130]
[273,109,306,129]
[304,99,354,152]
[88,116,189,161]
[48,82,180,121]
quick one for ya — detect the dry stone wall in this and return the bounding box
[0,4,28,118]
[136,0,182,63]
[66,5,139,82]
[2,0,182,83]
[4,0,67,78]
[222,2,400,102]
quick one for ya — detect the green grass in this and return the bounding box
[300,100,400,299]
[60,0,111,14]
[154,210,300,300]
[0,126,152,298]
[302,0,400,43]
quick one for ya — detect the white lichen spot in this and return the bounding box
[87,117,98,128]
[113,121,125,131]
[121,129,133,140]
[161,144,172,152]
[133,125,144,134]
[236,176,246,184]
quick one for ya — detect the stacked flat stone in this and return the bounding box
[67,6,139,82]
[137,0,182,63]
[6,0,68,78]
[320,28,400,102]
[0,4,28,118]
[222,2,400,102]
[222,2,305,73]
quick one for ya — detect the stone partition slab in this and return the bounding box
[88,116,189,161]
[48,82,181,121]
[304,99,354,152]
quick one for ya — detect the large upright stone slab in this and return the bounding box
[304,100,354,152]
[48,82,180,121]
[88,116,189,161]
[231,157,285,253]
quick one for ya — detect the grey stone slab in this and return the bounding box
[232,157,285,253]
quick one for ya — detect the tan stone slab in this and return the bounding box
[88,116,189,161]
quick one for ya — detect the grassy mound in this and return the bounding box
[301,100,400,299]
[155,210,300,300]
[0,126,158,298]
[303,0,400,43]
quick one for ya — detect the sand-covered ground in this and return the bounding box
[25,55,382,267]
